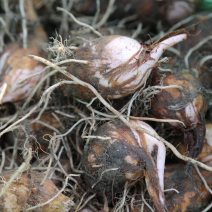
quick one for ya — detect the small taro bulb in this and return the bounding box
[59,30,187,100]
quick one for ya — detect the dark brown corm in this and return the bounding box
[82,119,166,211]
[150,68,208,171]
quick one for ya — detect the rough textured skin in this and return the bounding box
[82,119,166,212]
[150,68,208,165]
[131,163,212,212]
[82,120,147,192]
[61,35,145,100]
[0,171,73,212]
[164,164,212,212]
[59,32,187,100]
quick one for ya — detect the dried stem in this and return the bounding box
[92,0,100,26]
[184,35,212,68]
[78,194,96,211]
[202,202,212,212]
[148,12,212,43]
[18,59,88,85]
[59,0,74,36]
[166,47,181,57]
[40,149,54,185]
[21,70,57,110]
[0,17,14,42]
[118,14,138,27]
[92,168,119,188]
[164,188,179,193]
[75,192,87,212]
[0,81,77,137]
[19,0,28,48]
[194,165,212,194]
[141,188,154,212]
[5,138,18,170]
[199,55,212,67]
[0,113,18,130]
[0,151,5,173]
[131,23,142,39]
[93,0,116,29]
[82,135,111,140]
[57,7,102,37]
[115,182,129,212]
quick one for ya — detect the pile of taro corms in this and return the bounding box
[1,0,212,212]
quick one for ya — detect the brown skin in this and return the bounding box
[150,68,208,172]
[130,163,212,212]
[82,119,165,212]
[59,29,188,100]
[0,0,47,104]
[0,40,46,103]
[197,123,212,166]
[0,171,71,212]
[59,35,143,100]
[166,133,212,166]
[197,142,212,165]
[168,135,189,164]
[165,164,212,212]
